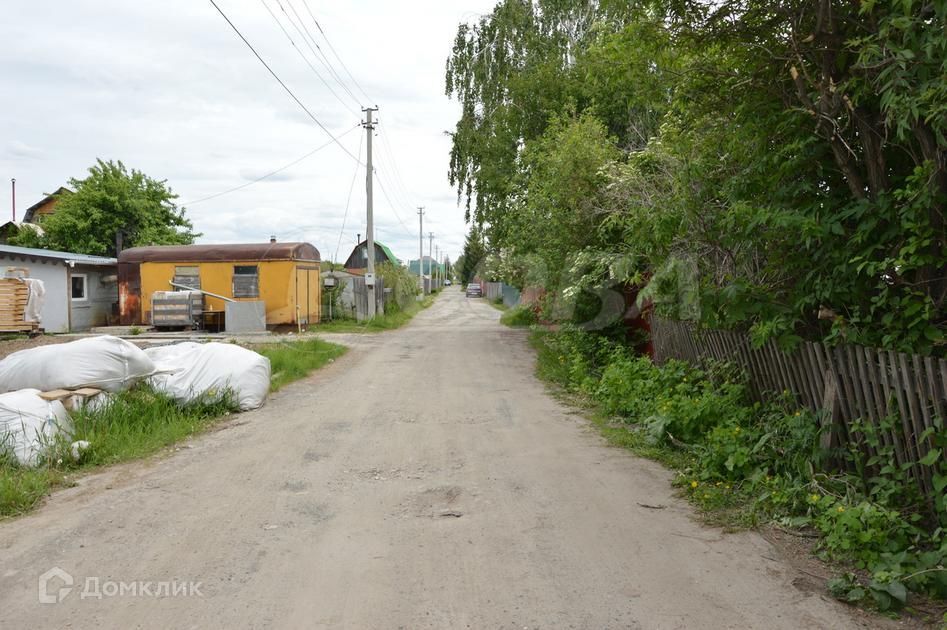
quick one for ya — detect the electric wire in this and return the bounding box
[299,0,375,104]
[282,0,362,107]
[207,0,362,164]
[259,0,358,117]
[181,124,359,206]
[334,132,364,262]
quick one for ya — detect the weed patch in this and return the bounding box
[312,295,435,334]
[257,338,348,391]
[530,325,947,613]
[0,339,346,518]
[500,304,538,327]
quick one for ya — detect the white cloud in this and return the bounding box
[6,141,44,160]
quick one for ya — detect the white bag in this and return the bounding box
[23,278,45,324]
[0,389,72,467]
[146,342,271,411]
[0,336,155,393]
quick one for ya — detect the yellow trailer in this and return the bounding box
[118,242,321,328]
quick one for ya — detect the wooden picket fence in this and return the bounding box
[650,316,946,495]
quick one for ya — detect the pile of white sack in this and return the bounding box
[0,389,72,467]
[0,335,156,394]
[145,342,271,412]
[0,336,270,467]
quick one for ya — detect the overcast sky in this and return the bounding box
[0,0,495,264]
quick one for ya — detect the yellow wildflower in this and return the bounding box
[837,506,845,513]
[690,480,699,488]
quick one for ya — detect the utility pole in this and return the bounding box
[416,207,425,296]
[434,245,439,288]
[362,107,378,318]
[428,232,434,291]
[10,178,15,222]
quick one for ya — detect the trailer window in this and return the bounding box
[173,266,200,290]
[233,265,259,298]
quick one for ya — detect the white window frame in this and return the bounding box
[71,273,88,302]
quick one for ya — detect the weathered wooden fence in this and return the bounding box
[650,317,946,494]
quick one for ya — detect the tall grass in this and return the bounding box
[500,304,537,327]
[257,338,348,391]
[313,294,435,333]
[0,338,347,518]
[0,389,235,518]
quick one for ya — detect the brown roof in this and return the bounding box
[118,242,320,264]
[23,187,72,223]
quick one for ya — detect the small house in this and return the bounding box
[408,256,444,277]
[118,242,321,328]
[22,187,72,224]
[0,244,117,332]
[343,240,399,272]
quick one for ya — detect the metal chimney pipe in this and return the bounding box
[10,178,15,222]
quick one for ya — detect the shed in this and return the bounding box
[343,240,399,272]
[118,242,321,327]
[0,244,117,332]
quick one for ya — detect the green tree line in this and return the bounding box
[448,0,947,354]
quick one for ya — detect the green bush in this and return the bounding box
[377,262,420,313]
[500,304,537,327]
[531,326,947,608]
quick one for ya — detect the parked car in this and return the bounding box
[445,279,452,286]
[465,283,482,298]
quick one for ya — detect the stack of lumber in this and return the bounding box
[0,278,36,333]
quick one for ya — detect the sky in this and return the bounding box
[0,0,496,264]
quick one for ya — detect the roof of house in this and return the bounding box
[22,187,72,223]
[408,257,446,274]
[343,240,400,268]
[0,221,45,236]
[0,244,116,266]
[118,242,321,264]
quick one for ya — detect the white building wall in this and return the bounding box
[0,254,69,332]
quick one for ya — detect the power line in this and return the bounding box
[282,0,362,107]
[181,124,359,206]
[259,0,358,117]
[377,126,416,211]
[207,0,362,165]
[334,131,364,262]
[374,170,414,237]
[299,0,375,104]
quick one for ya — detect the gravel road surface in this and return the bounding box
[0,289,891,628]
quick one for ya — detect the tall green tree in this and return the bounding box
[446,0,947,353]
[13,159,199,256]
[459,227,487,284]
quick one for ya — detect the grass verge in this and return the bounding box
[311,294,435,333]
[500,303,538,327]
[528,326,947,621]
[256,338,348,391]
[1,338,347,519]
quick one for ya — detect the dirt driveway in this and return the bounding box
[0,289,901,628]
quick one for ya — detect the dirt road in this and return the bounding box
[1,289,887,628]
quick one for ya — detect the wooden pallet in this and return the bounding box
[39,387,105,411]
[0,278,37,332]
